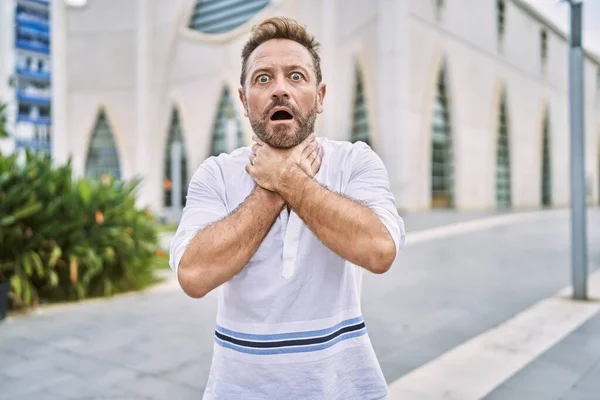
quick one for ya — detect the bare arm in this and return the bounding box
[247,138,402,274]
[276,164,396,274]
[177,187,284,298]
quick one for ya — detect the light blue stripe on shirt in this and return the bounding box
[215,328,368,355]
[215,316,364,341]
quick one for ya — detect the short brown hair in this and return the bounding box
[240,17,322,87]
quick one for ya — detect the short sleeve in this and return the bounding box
[344,142,406,258]
[169,158,229,272]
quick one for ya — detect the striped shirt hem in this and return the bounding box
[214,317,367,355]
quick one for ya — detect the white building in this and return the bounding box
[0,0,52,154]
[50,0,600,219]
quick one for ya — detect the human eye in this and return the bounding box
[257,74,270,83]
[290,72,303,81]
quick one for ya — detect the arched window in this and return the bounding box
[496,95,511,208]
[210,87,243,156]
[189,0,270,34]
[350,67,371,147]
[163,109,188,208]
[431,69,454,208]
[85,111,121,180]
[541,113,552,207]
[497,0,506,47]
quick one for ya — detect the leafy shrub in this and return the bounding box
[0,150,160,309]
[0,103,8,138]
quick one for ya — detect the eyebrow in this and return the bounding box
[250,64,311,80]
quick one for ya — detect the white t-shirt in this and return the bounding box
[170,137,405,400]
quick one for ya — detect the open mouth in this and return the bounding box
[270,110,294,121]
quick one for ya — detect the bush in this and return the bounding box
[0,150,160,309]
[0,103,8,138]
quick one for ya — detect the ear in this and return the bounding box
[238,88,249,117]
[316,83,327,114]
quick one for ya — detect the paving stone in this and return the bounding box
[0,369,77,399]
[484,385,561,400]
[94,347,152,369]
[49,366,140,399]
[162,359,212,390]
[537,341,600,377]
[500,358,581,396]
[561,387,600,400]
[489,314,600,398]
[50,352,117,377]
[0,350,28,376]
[2,356,63,379]
[572,360,600,391]
[378,344,442,382]
[5,390,67,400]
[117,375,203,400]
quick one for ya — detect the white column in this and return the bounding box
[135,0,152,206]
[377,0,410,207]
[51,0,68,164]
[225,118,237,152]
[170,140,182,211]
[320,0,337,139]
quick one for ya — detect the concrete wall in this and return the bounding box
[56,0,600,213]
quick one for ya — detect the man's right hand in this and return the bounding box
[297,137,322,178]
[249,134,322,189]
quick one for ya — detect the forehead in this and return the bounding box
[247,39,314,72]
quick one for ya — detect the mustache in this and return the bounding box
[263,98,300,118]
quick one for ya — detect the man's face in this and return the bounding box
[239,39,326,148]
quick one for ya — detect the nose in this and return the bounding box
[271,77,290,100]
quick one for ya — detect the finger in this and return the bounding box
[251,143,261,154]
[302,136,317,151]
[312,153,322,173]
[249,154,256,165]
[311,152,321,163]
[252,135,265,145]
[301,142,315,157]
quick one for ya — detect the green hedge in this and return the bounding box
[0,150,161,309]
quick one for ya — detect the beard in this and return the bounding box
[249,97,317,149]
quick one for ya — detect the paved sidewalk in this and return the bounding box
[0,208,598,399]
[484,311,600,400]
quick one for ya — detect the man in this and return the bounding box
[170,16,405,400]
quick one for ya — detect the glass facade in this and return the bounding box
[350,68,371,148]
[189,0,270,34]
[84,112,121,180]
[210,87,244,157]
[13,0,52,154]
[497,0,505,47]
[496,97,511,208]
[431,70,454,208]
[163,109,188,208]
